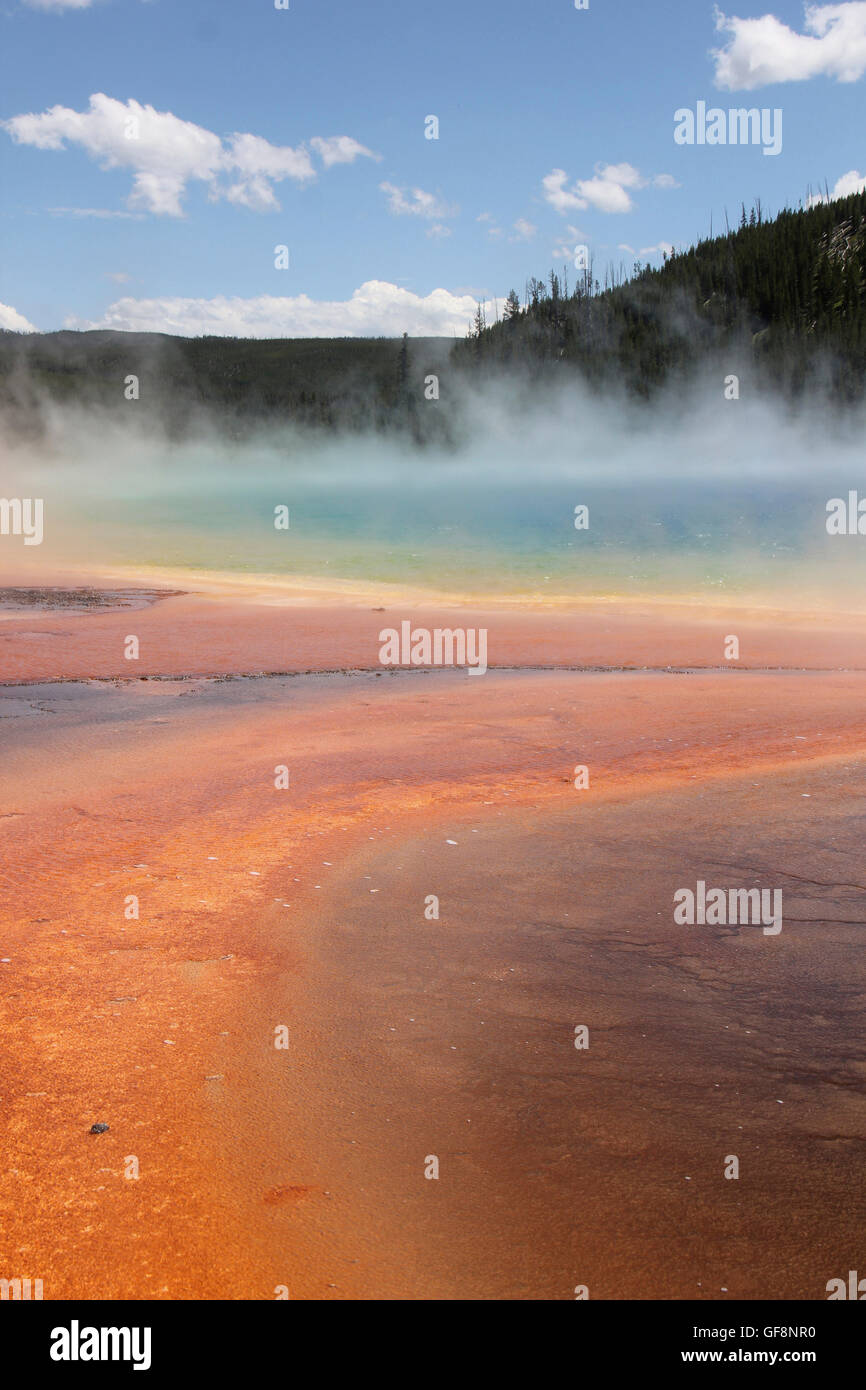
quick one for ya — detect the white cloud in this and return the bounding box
[807,168,866,203]
[619,240,675,259]
[638,241,675,258]
[23,0,94,9]
[106,271,131,283]
[48,206,144,219]
[3,93,376,216]
[543,163,673,215]
[830,167,866,194]
[552,224,587,260]
[65,280,495,338]
[712,3,866,90]
[220,132,315,212]
[0,302,38,332]
[475,214,535,240]
[379,182,457,219]
[425,223,452,238]
[511,218,537,240]
[476,213,503,237]
[5,94,224,220]
[542,172,576,216]
[309,135,379,167]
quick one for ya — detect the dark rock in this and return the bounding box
[89,1122,110,1134]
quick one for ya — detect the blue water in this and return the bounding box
[37,470,866,608]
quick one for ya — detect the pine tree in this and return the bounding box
[503,289,521,323]
[398,331,409,395]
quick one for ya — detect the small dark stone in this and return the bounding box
[89,1122,109,1134]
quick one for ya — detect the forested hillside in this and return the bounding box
[0,330,454,442]
[457,192,866,402]
[1,192,863,446]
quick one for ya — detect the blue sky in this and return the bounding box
[1,0,864,336]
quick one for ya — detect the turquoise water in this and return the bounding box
[31,468,866,607]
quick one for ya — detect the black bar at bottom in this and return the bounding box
[0,1298,859,1376]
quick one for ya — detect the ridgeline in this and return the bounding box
[1,192,863,445]
[459,191,866,402]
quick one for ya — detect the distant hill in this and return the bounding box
[0,330,455,442]
[2,192,864,447]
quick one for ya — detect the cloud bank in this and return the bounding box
[807,168,866,203]
[63,280,494,338]
[3,93,378,216]
[0,302,38,332]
